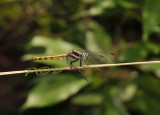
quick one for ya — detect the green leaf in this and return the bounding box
[81,0,116,16]
[120,83,137,102]
[71,93,102,105]
[139,62,160,78]
[143,0,160,41]
[119,42,148,62]
[22,74,88,110]
[118,0,139,9]
[102,86,129,115]
[143,42,159,54]
[86,20,111,51]
[129,76,160,114]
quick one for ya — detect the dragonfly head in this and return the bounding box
[82,51,89,60]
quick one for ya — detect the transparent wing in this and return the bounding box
[81,50,115,80]
[86,50,115,65]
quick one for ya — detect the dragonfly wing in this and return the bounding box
[86,51,115,64]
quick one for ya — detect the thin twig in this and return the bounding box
[0,61,160,76]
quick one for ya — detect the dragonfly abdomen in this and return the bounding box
[28,54,67,61]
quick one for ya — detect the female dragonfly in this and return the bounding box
[28,49,114,82]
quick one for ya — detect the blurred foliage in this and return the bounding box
[22,74,88,109]
[1,0,160,115]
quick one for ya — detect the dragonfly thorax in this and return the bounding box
[69,50,89,60]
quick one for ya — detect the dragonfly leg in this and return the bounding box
[70,58,79,69]
[76,66,89,83]
[80,59,82,67]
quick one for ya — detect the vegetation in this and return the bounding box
[0,0,160,114]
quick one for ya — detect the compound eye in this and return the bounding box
[82,52,87,60]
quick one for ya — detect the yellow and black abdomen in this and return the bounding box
[28,54,67,61]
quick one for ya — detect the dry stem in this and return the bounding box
[0,61,160,76]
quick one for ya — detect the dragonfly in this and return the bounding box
[28,49,114,83]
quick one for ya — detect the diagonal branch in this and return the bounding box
[0,61,160,76]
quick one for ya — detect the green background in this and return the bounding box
[0,0,160,115]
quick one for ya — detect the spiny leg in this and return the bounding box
[76,66,89,83]
[70,59,89,83]
[80,59,82,67]
[70,58,79,69]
